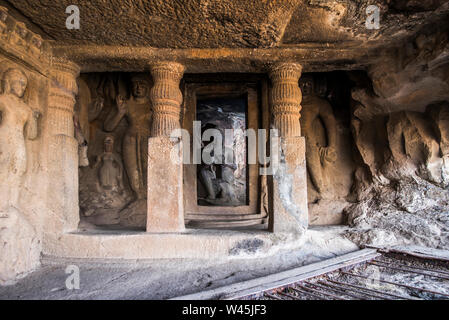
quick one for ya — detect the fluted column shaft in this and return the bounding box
[149,62,185,137]
[269,62,303,137]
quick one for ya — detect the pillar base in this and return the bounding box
[147,136,185,233]
[270,136,308,234]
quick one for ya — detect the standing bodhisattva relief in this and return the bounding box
[0,67,41,285]
[0,68,40,213]
[80,135,130,225]
[94,135,124,193]
[299,75,337,198]
[104,75,151,202]
[78,73,153,228]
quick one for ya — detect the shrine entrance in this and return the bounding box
[182,76,270,229]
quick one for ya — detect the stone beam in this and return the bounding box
[51,44,374,73]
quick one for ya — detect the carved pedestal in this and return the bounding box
[147,61,185,233]
[47,58,80,232]
[269,62,308,234]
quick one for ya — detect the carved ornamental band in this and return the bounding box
[149,62,185,137]
[269,62,303,138]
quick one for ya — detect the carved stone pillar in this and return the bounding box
[47,57,80,233]
[147,61,185,232]
[149,62,185,137]
[268,62,308,235]
[269,62,302,138]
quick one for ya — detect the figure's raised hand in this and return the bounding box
[116,94,127,114]
[32,110,41,120]
[93,96,104,114]
[91,155,102,169]
[319,146,337,164]
[88,96,104,121]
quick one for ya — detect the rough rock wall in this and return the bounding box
[345,28,449,249]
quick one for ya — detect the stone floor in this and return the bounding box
[0,226,358,300]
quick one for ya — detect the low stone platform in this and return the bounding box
[42,228,304,260]
[0,227,358,299]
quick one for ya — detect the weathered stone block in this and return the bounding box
[147,136,185,233]
[270,136,308,235]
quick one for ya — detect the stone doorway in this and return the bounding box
[182,77,270,230]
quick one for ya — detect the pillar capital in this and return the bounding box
[50,57,80,94]
[149,61,185,137]
[269,62,303,138]
[268,62,302,82]
[150,61,185,80]
[48,58,80,137]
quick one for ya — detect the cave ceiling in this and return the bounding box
[4,0,449,72]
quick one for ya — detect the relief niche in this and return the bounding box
[77,73,152,228]
[299,74,355,225]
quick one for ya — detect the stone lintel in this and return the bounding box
[51,45,373,73]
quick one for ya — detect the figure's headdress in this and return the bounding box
[104,134,114,143]
[299,74,314,85]
[130,74,150,85]
[1,68,27,94]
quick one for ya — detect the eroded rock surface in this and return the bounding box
[345,29,449,249]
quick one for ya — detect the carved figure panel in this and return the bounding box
[0,67,40,213]
[0,61,43,285]
[78,73,152,228]
[196,97,248,207]
[300,73,355,225]
[300,75,337,198]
